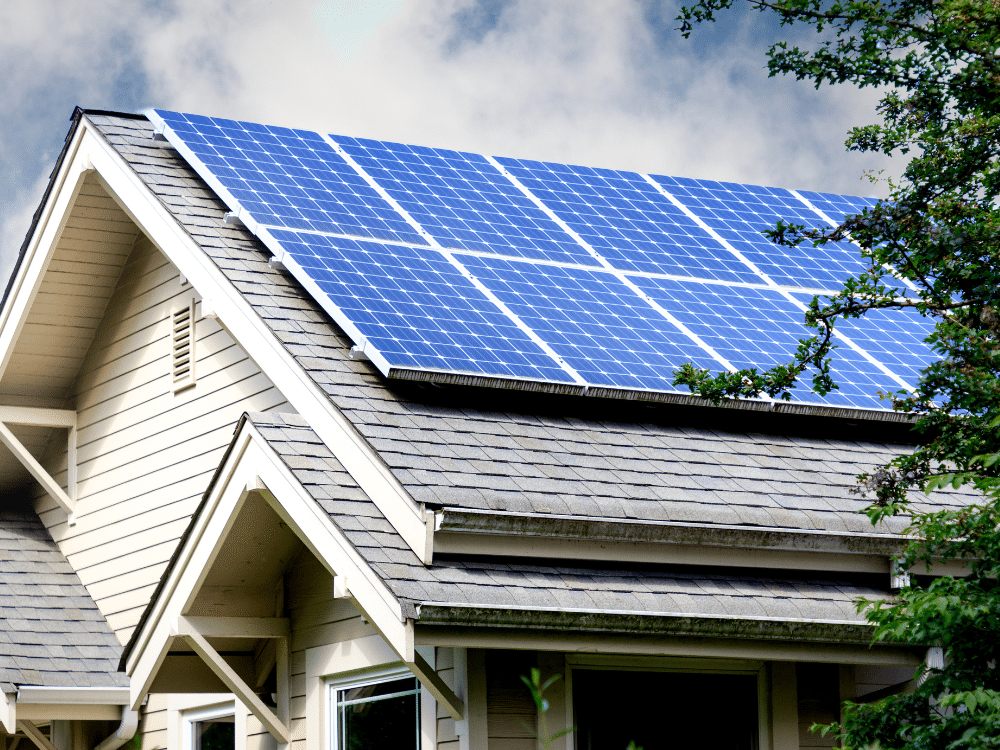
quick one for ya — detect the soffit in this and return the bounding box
[0,172,138,489]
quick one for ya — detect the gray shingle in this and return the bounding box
[0,503,126,688]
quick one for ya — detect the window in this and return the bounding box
[179,702,240,750]
[572,669,758,750]
[329,671,420,750]
[193,714,235,750]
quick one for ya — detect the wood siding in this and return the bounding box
[487,651,537,750]
[286,549,376,750]
[32,232,292,643]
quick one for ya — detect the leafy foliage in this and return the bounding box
[674,0,1000,746]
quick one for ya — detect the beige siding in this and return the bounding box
[487,651,537,750]
[286,550,376,750]
[34,232,292,642]
[140,694,169,750]
[435,648,459,750]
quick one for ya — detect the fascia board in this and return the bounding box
[15,687,129,706]
[125,425,255,709]
[0,124,91,381]
[78,119,433,563]
[436,509,907,558]
[125,422,409,710]
[242,422,411,656]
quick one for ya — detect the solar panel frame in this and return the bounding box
[152,108,931,413]
[150,110,427,245]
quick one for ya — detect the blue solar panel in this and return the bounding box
[154,109,940,411]
[457,255,720,392]
[652,175,867,290]
[797,190,878,224]
[269,229,574,382]
[630,278,904,409]
[496,158,761,284]
[788,292,934,388]
[331,136,597,266]
[151,110,426,244]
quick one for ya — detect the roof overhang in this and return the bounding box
[2,108,433,552]
[122,415,412,713]
[434,507,906,574]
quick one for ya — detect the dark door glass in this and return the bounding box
[573,670,757,750]
[338,676,420,750]
[194,718,235,750]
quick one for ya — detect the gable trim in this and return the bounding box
[123,417,411,711]
[74,116,434,563]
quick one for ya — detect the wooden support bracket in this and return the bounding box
[18,721,58,750]
[175,620,291,744]
[0,407,77,521]
[408,651,465,721]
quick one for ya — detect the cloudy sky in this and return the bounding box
[0,0,898,282]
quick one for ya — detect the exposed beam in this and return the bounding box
[178,629,291,744]
[0,407,76,428]
[176,616,290,639]
[408,650,464,721]
[18,722,58,750]
[0,422,73,515]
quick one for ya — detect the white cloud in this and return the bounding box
[0,0,901,274]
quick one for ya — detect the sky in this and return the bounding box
[0,0,900,283]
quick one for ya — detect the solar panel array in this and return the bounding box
[151,109,934,411]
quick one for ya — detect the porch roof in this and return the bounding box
[0,502,127,691]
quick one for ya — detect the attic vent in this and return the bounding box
[171,300,196,393]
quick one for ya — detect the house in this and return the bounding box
[0,107,957,750]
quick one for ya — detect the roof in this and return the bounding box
[0,500,127,690]
[252,410,888,642]
[85,112,971,540]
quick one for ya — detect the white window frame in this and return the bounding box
[305,635,436,750]
[168,696,249,750]
[327,666,420,750]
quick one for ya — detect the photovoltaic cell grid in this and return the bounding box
[459,255,720,392]
[332,136,598,266]
[496,157,762,284]
[652,174,870,290]
[268,229,575,382]
[631,278,903,409]
[788,292,936,388]
[154,109,931,409]
[152,110,426,245]
[798,190,878,225]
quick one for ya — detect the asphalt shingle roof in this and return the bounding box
[0,501,127,689]
[87,113,972,539]
[252,411,889,637]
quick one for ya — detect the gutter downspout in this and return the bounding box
[94,709,139,750]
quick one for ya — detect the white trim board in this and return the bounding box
[44,119,435,564]
[123,418,411,711]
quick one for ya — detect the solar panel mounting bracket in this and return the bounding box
[349,344,370,361]
[224,211,244,227]
[267,256,287,272]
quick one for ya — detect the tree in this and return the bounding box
[673,0,1000,746]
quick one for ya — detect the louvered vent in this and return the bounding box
[171,300,196,393]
